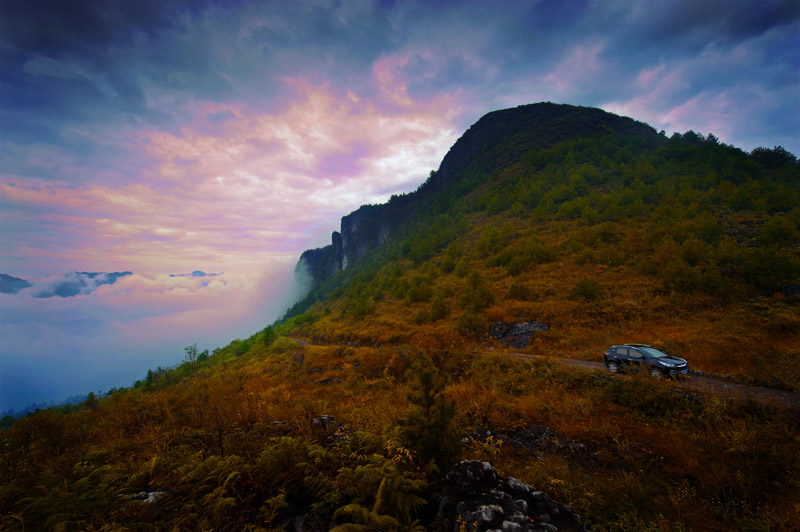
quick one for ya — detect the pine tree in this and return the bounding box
[398,352,461,469]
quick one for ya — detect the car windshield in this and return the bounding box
[638,347,669,358]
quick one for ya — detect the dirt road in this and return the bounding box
[503,351,800,408]
[289,338,799,408]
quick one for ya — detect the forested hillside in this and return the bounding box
[2,104,799,531]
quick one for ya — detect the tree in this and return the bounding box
[263,325,276,346]
[83,391,99,410]
[184,344,199,366]
[399,352,461,469]
[461,272,494,311]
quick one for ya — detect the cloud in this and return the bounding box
[0,262,309,411]
[0,78,460,276]
[30,271,132,298]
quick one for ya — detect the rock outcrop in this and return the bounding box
[427,461,582,532]
[489,320,550,348]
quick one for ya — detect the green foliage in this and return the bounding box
[262,325,276,346]
[454,258,470,277]
[345,291,375,320]
[455,312,485,337]
[461,272,495,311]
[406,275,433,304]
[487,237,554,275]
[429,293,450,321]
[570,277,603,302]
[507,282,535,301]
[399,353,461,468]
[184,343,199,366]
[83,391,99,410]
[761,215,798,247]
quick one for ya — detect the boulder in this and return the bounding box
[489,320,550,348]
[427,461,581,532]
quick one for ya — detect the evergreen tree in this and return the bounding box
[398,352,461,469]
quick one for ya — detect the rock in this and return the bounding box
[489,321,550,348]
[309,415,349,448]
[427,461,582,532]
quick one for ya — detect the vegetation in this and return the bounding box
[2,107,799,531]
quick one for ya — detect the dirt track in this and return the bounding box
[502,351,800,408]
[290,338,799,408]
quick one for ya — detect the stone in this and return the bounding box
[489,320,550,348]
[425,460,582,531]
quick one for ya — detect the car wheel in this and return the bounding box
[608,361,619,373]
[649,366,662,378]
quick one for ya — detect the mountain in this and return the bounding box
[298,103,660,291]
[0,273,32,294]
[2,103,799,532]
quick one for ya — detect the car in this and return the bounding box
[603,344,689,378]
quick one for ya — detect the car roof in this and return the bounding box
[623,343,650,347]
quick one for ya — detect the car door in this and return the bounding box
[627,348,645,371]
[616,347,634,369]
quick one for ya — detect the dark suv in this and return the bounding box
[603,344,688,378]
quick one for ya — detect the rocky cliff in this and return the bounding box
[296,103,659,287]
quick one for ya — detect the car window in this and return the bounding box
[639,347,668,358]
[615,347,629,356]
[629,349,643,359]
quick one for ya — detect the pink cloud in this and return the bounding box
[1,77,461,278]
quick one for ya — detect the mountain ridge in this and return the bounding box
[297,102,662,295]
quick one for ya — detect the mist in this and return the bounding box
[0,259,312,413]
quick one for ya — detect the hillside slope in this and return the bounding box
[296,103,660,294]
[2,103,799,532]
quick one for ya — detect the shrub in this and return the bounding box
[570,277,603,302]
[574,248,596,266]
[455,312,485,337]
[413,309,430,325]
[507,282,534,301]
[406,275,433,303]
[661,260,701,292]
[430,293,450,321]
[454,259,470,277]
[462,272,495,311]
[761,215,798,247]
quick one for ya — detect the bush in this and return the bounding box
[570,277,603,302]
[454,259,470,277]
[455,312,486,337]
[761,215,798,247]
[430,293,450,321]
[462,272,495,311]
[507,282,533,301]
[406,275,433,303]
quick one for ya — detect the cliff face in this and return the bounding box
[296,102,659,286]
[297,203,400,282]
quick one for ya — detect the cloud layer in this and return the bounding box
[1,0,798,410]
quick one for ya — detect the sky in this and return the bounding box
[1,0,798,411]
